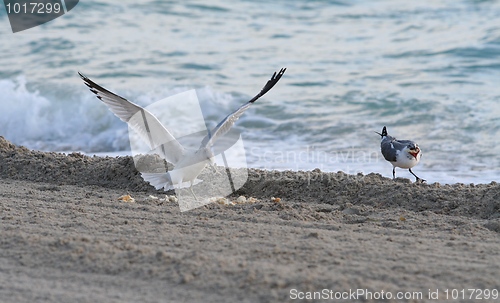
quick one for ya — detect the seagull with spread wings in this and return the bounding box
[79,68,286,199]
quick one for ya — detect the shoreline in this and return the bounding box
[1,136,500,302]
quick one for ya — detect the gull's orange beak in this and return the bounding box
[409,147,420,159]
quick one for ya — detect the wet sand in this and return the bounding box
[1,136,499,302]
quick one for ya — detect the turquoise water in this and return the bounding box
[0,0,499,184]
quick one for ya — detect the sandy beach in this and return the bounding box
[1,136,499,302]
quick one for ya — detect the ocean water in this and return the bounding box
[0,0,499,184]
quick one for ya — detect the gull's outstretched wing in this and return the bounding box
[201,68,286,148]
[78,72,185,164]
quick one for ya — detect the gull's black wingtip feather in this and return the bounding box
[78,71,129,102]
[78,71,87,80]
[78,71,97,90]
[78,71,93,86]
[249,67,286,103]
[272,67,286,82]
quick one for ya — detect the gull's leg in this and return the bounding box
[189,181,199,201]
[409,168,426,183]
[210,162,222,176]
[175,183,181,200]
[392,167,396,179]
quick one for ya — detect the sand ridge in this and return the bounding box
[1,136,499,302]
[1,136,498,220]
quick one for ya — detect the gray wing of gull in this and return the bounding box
[380,135,397,162]
[200,68,286,149]
[78,72,185,164]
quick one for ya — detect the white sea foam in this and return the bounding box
[0,76,248,152]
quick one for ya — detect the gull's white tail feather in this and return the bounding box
[141,173,203,190]
[141,173,171,190]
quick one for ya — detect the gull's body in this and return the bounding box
[79,68,286,197]
[140,149,209,193]
[376,126,425,182]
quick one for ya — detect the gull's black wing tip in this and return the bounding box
[268,67,286,87]
[271,67,286,80]
[78,71,99,90]
[78,71,93,88]
[270,67,286,84]
[249,67,287,103]
[78,71,87,80]
[277,67,286,78]
[77,71,127,102]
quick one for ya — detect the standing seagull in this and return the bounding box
[79,68,286,199]
[376,126,425,182]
